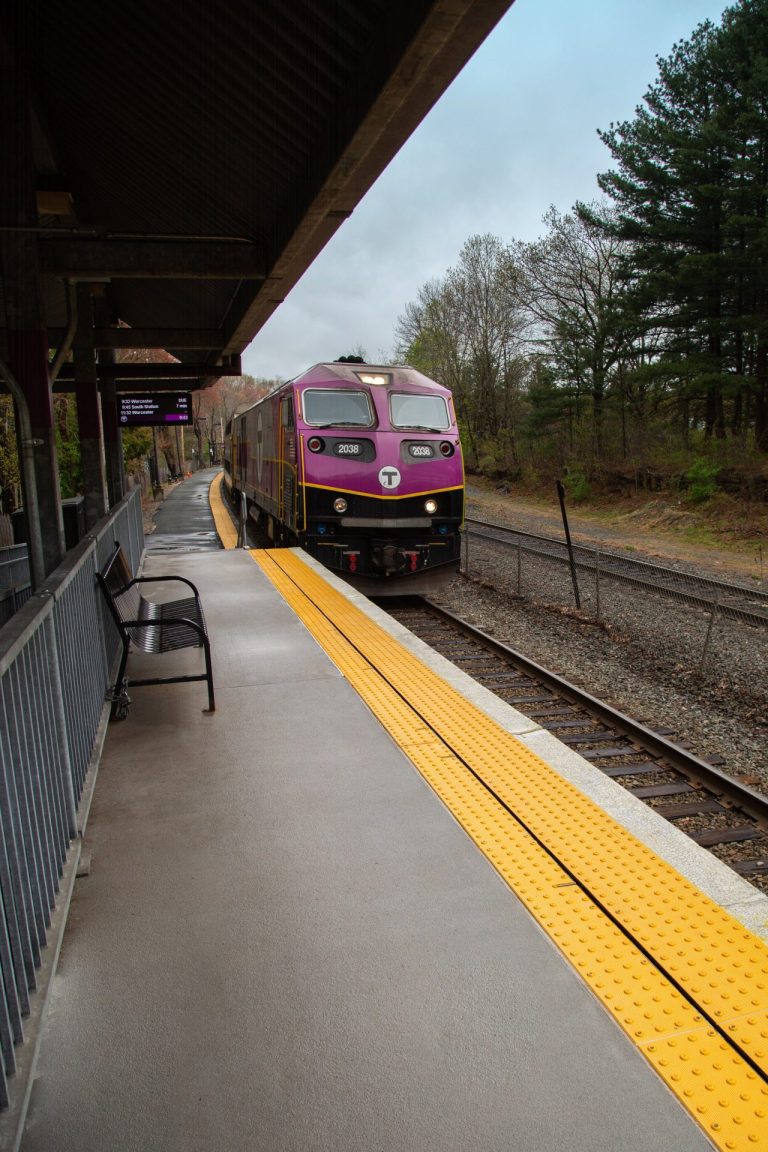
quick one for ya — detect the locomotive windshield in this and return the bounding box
[303,388,374,427]
[389,392,451,431]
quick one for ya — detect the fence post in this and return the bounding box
[595,548,601,620]
[556,480,581,610]
[699,592,720,674]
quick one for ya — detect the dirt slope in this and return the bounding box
[467,481,767,585]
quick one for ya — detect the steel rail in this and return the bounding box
[465,516,768,627]
[409,597,768,831]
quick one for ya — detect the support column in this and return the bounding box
[72,285,107,529]
[100,359,124,507]
[0,38,64,575]
[95,301,125,507]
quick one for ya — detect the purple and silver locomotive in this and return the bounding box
[223,362,464,590]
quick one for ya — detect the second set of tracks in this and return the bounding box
[466,516,768,626]
[382,595,768,888]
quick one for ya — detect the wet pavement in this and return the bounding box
[145,469,224,556]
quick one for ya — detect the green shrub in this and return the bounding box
[563,468,591,502]
[684,458,720,504]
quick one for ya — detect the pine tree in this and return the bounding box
[589,1,768,452]
[712,0,768,448]
[589,19,734,440]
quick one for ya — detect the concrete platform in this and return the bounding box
[19,546,714,1152]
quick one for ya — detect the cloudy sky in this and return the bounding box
[243,0,731,382]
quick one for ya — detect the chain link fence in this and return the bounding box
[462,522,768,687]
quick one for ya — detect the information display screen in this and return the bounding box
[118,393,192,426]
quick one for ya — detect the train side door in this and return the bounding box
[279,395,297,532]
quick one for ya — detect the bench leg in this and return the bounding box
[109,681,131,721]
[107,638,132,720]
[202,634,215,713]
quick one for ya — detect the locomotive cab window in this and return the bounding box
[389,393,450,431]
[303,389,374,428]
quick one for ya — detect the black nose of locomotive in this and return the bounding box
[371,543,423,574]
[372,544,402,573]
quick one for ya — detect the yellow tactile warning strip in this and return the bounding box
[209,472,238,549]
[254,547,768,1151]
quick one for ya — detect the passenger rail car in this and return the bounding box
[223,362,464,590]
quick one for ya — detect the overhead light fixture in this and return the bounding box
[36,190,74,216]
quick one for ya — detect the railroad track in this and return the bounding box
[383,595,768,888]
[466,516,768,626]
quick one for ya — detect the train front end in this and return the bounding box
[297,363,464,592]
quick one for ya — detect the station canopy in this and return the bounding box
[0,0,513,390]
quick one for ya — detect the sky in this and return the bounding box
[242,0,732,382]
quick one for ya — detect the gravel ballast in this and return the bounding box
[429,495,768,789]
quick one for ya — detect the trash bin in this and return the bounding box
[11,496,86,550]
[61,496,86,548]
[10,509,25,546]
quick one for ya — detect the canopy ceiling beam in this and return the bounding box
[47,327,225,350]
[38,239,266,279]
[53,357,241,381]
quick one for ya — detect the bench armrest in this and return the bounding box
[132,574,202,598]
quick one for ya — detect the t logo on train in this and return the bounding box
[223,362,465,593]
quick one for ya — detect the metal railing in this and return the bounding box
[0,546,32,629]
[0,490,143,1113]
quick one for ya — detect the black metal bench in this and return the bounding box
[97,542,215,719]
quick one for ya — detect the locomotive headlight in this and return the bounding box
[424,498,438,514]
[333,497,348,513]
[357,372,390,386]
[307,436,324,453]
[439,441,454,457]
